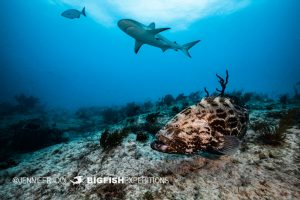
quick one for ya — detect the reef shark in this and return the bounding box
[118,19,200,58]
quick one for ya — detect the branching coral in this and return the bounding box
[278,108,300,129]
[203,69,229,97]
[204,87,209,97]
[142,101,153,112]
[123,102,141,117]
[172,106,180,114]
[99,128,130,151]
[145,112,160,123]
[136,132,148,142]
[255,108,300,146]
[266,111,284,119]
[250,121,270,133]
[257,126,286,146]
[14,94,40,113]
[216,69,229,96]
[293,85,300,100]
[175,93,186,101]
[225,90,255,106]
[101,108,122,124]
[2,118,66,153]
[75,107,102,120]
[279,94,289,108]
[188,91,201,103]
[133,123,162,135]
[163,94,175,106]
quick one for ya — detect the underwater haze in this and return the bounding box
[1,1,300,199]
[1,0,300,109]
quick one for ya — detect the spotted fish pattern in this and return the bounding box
[151,96,249,155]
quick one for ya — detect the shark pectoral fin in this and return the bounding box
[148,22,155,29]
[215,135,240,155]
[148,28,170,35]
[134,40,144,54]
[161,46,169,52]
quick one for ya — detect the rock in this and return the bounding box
[259,152,268,160]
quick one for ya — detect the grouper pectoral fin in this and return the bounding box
[148,28,170,35]
[134,40,144,54]
[215,135,240,155]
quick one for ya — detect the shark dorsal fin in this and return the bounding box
[148,28,170,35]
[148,22,155,29]
[134,40,143,54]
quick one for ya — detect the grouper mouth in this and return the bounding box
[150,134,173,153]
[150,140,169,152]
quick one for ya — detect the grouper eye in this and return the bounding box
[173,124,180,129]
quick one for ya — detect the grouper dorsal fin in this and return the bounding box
[148,28,170,35]
[148,22,155,29]
[134,40,143,54]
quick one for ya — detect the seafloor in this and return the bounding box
[0,93,299,200]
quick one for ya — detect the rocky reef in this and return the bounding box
[0,90,299,199]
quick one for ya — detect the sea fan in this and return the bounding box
[257,126,286,146]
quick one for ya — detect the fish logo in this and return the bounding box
[70,176,83,185]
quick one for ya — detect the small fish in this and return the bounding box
[61,7,86,19]
[151,96,249,155]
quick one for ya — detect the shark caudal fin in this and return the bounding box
[181,40,201,58]
[82,7,86,17]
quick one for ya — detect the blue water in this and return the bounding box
[1,0,299,108]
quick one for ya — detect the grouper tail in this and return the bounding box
[181,40,201,58]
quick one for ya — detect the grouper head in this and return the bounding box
[151,129,188,154]
[150,111,207,154]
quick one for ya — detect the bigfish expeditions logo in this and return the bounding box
[12,176,169,185]
[70,176,83,185]
[71,176,169,185]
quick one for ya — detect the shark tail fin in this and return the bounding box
[82,7,86,17]
[181,40,201,58]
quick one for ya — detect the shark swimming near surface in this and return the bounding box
[118,19,200,58]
